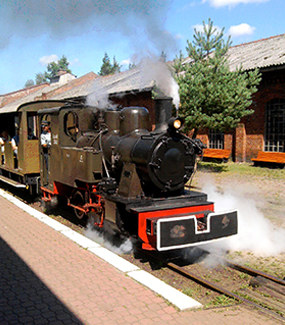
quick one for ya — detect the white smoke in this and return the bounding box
[200,180,285,257]
[0,1,177,55]
[86,77,117,109]
[137,57,180,110]
[84,223,133,255]
[87,56,180,111]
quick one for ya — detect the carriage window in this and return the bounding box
[27,113,38,140]
[14,115,20,130]
[209,129,224,149]
[265,99,285,152]
[64,111,79,138]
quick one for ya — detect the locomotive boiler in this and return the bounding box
[37,96,237,251]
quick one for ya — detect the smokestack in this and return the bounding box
[154,96,173,132]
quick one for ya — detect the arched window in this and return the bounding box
[64,111,79,139]
[265,99,285,152]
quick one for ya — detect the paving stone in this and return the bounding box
[0,194,277,325]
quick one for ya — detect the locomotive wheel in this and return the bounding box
[72,190,86,220]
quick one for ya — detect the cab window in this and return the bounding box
[27,113,38,140]
[64,111,79,139]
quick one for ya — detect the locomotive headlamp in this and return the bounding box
[168,117,183,131]
[173,119,182,129]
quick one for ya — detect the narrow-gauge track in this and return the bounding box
[226,260,285,286]
[135,248,285,323]
[168,261,285,323]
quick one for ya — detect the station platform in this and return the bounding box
[0,189,276,324]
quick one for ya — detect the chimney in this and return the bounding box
[57,69,67,76]
[50,70,76,85]
[154,96,173,132]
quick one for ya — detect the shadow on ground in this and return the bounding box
[0,236,83,324]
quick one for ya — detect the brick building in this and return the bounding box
[1,34,285,164]
[196,34,285,162]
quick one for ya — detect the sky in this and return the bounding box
[0,0,284,95]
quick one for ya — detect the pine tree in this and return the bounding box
[174,19,261,138]
[24,79,35,88]
[160,51,167,62]
[35,72,47,85]
[99,53,113,76]
[128,62,136,70]
[112,56,121,74]
[44,55,72,81]
[99,53,121,76]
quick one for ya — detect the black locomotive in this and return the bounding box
[0,97,238,251]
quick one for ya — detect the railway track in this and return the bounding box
[227,260,285,286]
[169,261,285,322]
[136,248,285,323]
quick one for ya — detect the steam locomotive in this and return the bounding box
[0,97,237,251]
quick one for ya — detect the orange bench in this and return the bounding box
[202,149,231,161]
[252,151,285,165]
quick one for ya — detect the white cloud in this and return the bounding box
[70,58,80,66]
[203,0,269,8]
[193,23,222,35]
[39,54,58,66]
[229,23,255,37]
[175,33,183,40]
[120,59,131,66]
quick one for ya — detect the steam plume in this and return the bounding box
[138,57,180,110]
[84,224,133,254]
[87,56,180,111]
[0,1,177,55]
[86,77,117,109]
[201,180,285,257]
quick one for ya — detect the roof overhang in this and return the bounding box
[17,100,73,112]
[0,99,73,115]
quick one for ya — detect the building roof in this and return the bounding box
[0,83,48,108]
[183,33,285,72]
[226,33,285,71]
[0,72,98,114]
[1,33,284,114]
[0,68,154,114]
[51,67,154,100]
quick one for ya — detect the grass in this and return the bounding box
[206,294,236,307]
[238,273,250,280]
[182,288,195,297]
[233,291,284,316]
[197,161,285,179]
[227,251,285,279]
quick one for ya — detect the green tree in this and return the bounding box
[24,79,34,88]
[174,19,261,138]
[44,55,71,81]
[99,52,121,76]
[99,53,113,76]
[112,56,120,73]
[128,62,136,70]
[160,51,167,62]
[35,72,47,85]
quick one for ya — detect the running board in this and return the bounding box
[0,175,26,188]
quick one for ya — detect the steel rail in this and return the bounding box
[135,249,284,323]
[167,262,284,323]
[226,261,285,286]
